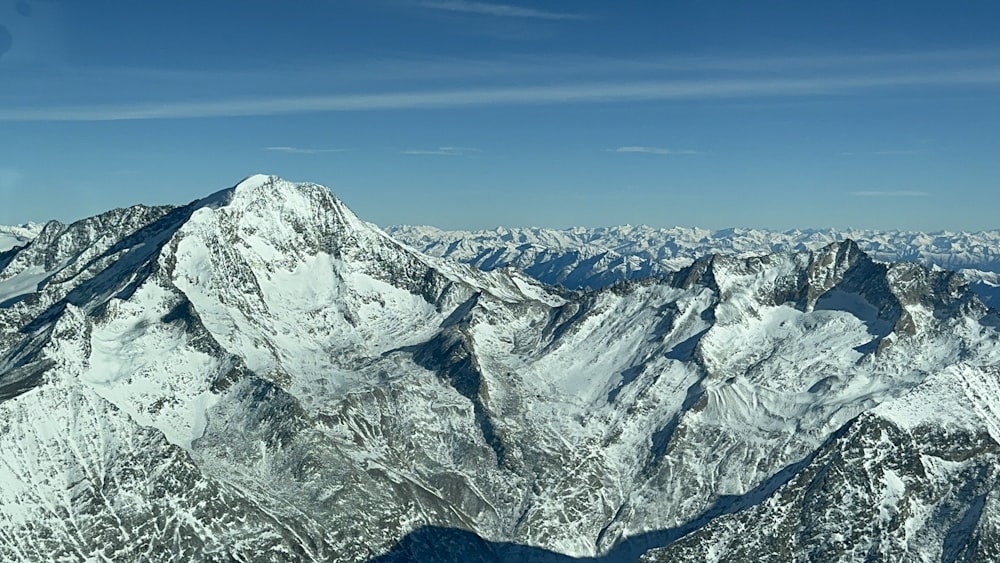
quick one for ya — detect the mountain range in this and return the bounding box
[387,224,1000,309]
[1,175,999,562]
[0,223,42,255]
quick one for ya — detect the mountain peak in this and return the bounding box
[234,173,276,191]
[180,175,372,257]
[227,175,363,230]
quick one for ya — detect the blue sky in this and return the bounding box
[1,0,999,230]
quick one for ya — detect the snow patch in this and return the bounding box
[0,266,52,304]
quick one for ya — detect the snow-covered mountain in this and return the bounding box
[0,222,43,253]
[2,175,999,561]
[388,225,1000,300]
[15,218,1000,299]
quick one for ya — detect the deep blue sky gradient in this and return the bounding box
[1,0,999,230]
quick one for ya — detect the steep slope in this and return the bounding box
[1,175,998,562]
[641,364,1000,562]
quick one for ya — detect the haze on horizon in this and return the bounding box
[1,0,998,232]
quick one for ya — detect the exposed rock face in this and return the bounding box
[1,175,999,562]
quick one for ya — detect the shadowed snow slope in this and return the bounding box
[1,175,999,562]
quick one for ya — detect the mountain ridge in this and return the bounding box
[387,225,1000,304]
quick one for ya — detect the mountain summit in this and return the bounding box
[1,176,998,562]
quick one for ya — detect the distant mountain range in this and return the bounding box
[388,225,1000,306]
[1,176,998,561]
[0,222,42,253]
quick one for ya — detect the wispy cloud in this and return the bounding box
[22,49,998,97]
[840,149,925,156]
[415,0,586,20]
[3,66,1000,122]
[851,190,930,197]
[264,146,352,155]
[402,146,482,156]
[610,146,700,156]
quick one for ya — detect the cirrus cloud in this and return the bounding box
[851,190,930,197]
[415,0,586,20]
[610,146,701,156]
[3,66,1000,122]
[264,146,353,155]
[401,146,482,156]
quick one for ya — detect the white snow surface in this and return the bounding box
[0,265,53,304]
[0,223,42,252]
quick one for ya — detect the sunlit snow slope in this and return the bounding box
[0,223,42,253]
